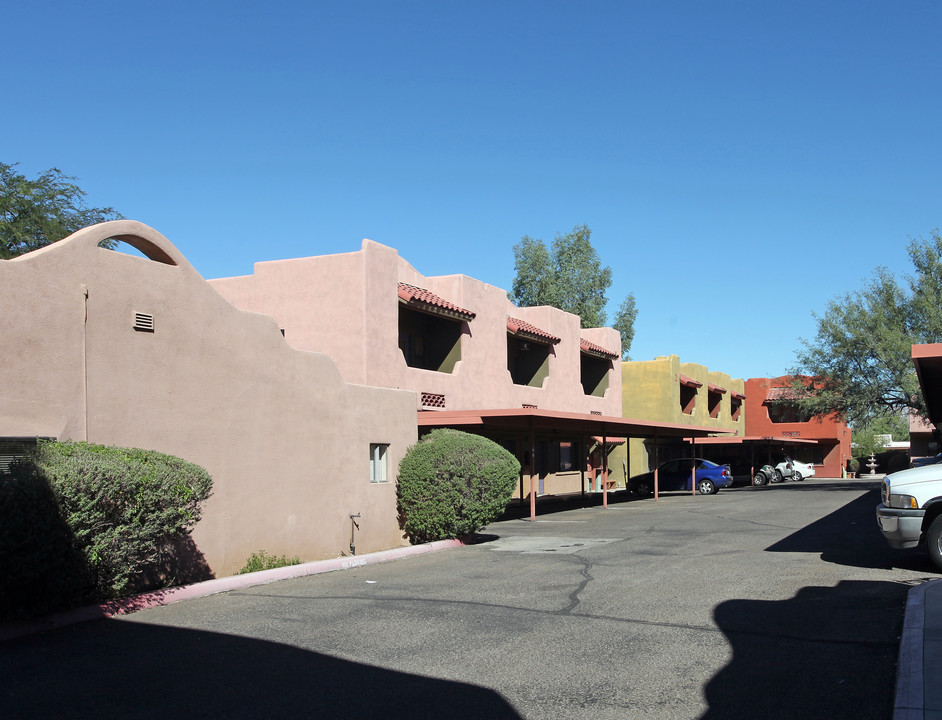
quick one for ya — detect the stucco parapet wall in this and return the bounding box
[2,221,419,575]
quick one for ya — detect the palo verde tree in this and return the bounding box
[510,224,638,359]
[0,162,122,259]
[792,230,942,426]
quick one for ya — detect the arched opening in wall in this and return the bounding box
[98,236,177,266]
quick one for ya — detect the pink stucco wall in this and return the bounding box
[210,239,623,417]
[0,222,417,576]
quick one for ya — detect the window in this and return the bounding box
[399,306,463,373]
[679,374,701,415]
[708,390,722,418]
[370,444,389,483]
[559,441,575,472]
[508,336,551,387]
[580,354,610,397]
[767,403,808,424]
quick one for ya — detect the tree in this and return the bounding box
[793,230,942,425]
[0,162,122,259]
[612,295,638,360]
[510,224,638,358]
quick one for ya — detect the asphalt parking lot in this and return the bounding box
[1,478,937,719]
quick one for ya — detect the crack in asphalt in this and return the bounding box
[560,554,593,615]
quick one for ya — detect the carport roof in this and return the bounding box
[691,435,819,445]
[416,408,733,439]
[913,343,942,428]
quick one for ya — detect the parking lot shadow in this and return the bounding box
[0,619,522,719]
[702,579,908,720]
[766,486,937,572]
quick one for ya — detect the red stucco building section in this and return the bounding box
[744,376,852,479]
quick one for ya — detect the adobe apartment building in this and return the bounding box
[210,238,623,416]
[210,239,692,499]
[612,355,746,484]
[0,221,418,576]
[743,376,851,478]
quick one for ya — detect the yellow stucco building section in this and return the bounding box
[610,355,745,483]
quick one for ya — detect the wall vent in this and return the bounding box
[133,312,155,332]
[590,411,602,416]
[420,392,446,410]
[522,403,537,409]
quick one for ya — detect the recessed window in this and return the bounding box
[679,375,702,415]
[508,336,551,387]
[559,441,575,472]
[767,403,808,424]
[370,444,389,483]
[708,392,722,418]
[399,307,463,373]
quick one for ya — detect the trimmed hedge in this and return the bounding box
[397,429,520,543]
[1,441,212,620]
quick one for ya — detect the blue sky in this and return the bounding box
[6,1,941,380]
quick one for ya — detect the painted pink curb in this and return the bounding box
[0,539,465,643]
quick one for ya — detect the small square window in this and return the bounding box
[370,444,389,483]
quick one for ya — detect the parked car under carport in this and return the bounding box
[628,458,733,496]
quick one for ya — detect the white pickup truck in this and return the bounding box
[876,464,942,570]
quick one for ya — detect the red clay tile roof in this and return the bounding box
[679,374,703,388]
[731,391,747,400]
[708,383,727,394]
[592,436,627,445]
[580,338,619,360]
[397,283,476,321]
[507,316,561,344]
[765,386,802,402]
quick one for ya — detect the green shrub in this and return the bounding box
[397,429,520,543]
[1,440,212,619]
[238,550,302,574]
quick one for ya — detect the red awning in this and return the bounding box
[592,436,627,446]
[580,338,619,360]
[507,316,561,344]
[708,383,727,394]
[397,283,476,321]
[679,374,703,388]
[731,391,746,400]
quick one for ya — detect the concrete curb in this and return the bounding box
[0,539,465,644]
[894,578,933,720]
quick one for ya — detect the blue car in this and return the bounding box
[628,458,733,496]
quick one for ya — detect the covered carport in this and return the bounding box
[913,344,942,428]
[690,435,820,483]
[417,408,733,521]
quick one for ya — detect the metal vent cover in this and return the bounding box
[133,312,155,332]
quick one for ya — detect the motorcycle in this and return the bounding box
[753,465,777,486]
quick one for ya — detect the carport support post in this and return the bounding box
[529,422,536,522]
[691,437,696,495]
[602,424,609,509]
[654,431,659,500]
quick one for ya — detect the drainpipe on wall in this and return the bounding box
[349,513,361,555]
[81,284,88,441]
